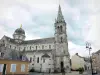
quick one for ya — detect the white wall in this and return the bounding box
[71,54,85,70]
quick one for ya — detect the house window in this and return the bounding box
[0,64,4,72]
[43,59,45,63]
[10,64,16,72]
[30,57,32,62]
[49,45,51,49]
[42,45,44,49]
[21,64,25,72]
[3,40,4,43]
[37,57,39,63]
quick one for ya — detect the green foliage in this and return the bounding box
[78,67,84,74]
[29,68,34,72]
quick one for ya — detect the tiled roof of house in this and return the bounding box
[94,50,100,54]
[4,35,54,44]
[75,53,90,62]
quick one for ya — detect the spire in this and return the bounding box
[56,5,65,22]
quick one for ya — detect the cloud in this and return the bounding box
[0,0,100,56]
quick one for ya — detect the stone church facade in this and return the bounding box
[0,5,71,73]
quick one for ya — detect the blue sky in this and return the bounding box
[0,0,100,57]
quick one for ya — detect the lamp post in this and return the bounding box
[86,42,93,75]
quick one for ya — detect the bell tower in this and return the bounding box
[54,5,71,72]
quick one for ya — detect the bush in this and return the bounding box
[78,67,84,74]
[29,68,34,72]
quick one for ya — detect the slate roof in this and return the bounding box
[75,53,84,58]
[24,50,52,53]
[14,28,25,34]
[75,53,90,62]
[94,50,100,54]
[4,35,54,44]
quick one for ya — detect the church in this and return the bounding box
[0,5,71,73]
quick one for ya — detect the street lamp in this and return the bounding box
[86,42,93,75]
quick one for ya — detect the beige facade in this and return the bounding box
[92,50,100,72]
[0,59,29,75]
[71,53,90,70]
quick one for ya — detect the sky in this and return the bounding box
[0,0,100,57]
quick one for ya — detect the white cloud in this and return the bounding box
[68,41,89,58]
[0,0,100,57]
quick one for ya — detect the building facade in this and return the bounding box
[71,53,90,70]
[0,45,29,75]
[92,50,100,72]
[0,5,70,73]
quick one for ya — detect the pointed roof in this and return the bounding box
[42,53,50,58]
[56,5,65,22]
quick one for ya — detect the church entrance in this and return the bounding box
[60,61,64,72]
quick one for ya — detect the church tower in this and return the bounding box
[54,5,71,72]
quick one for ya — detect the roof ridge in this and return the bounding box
[25,37,54,41]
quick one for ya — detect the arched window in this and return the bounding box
[57,26,60,33]
[57,26,59,29]
[30,57,32,62]
[61,37,63,43]
[36,46,37,50]
[37,57,39,63]
[49,45,51,49]
[42,45,44,49]
[30,46,31,50]
[60,26,63,32]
